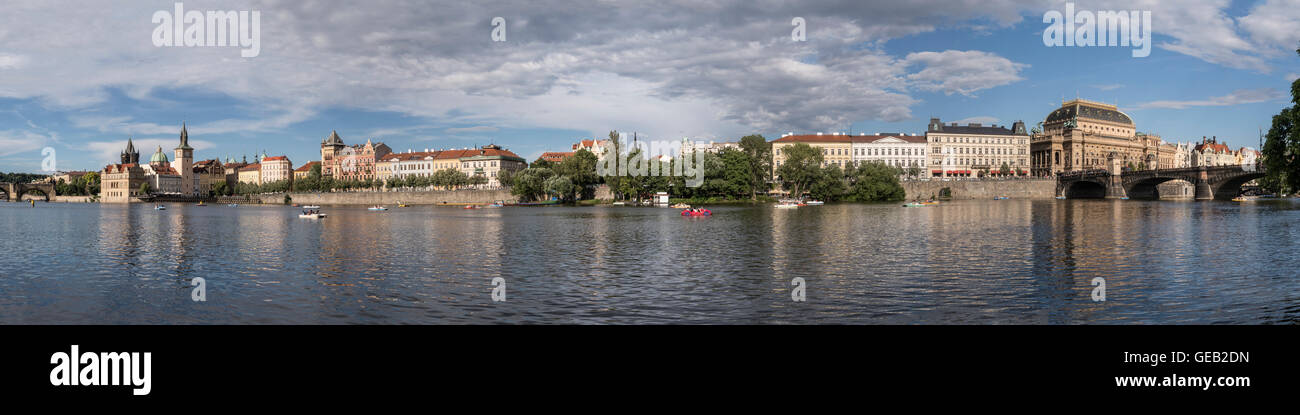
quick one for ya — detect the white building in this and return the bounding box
[851,134,929,175]
[926,119,1030,178]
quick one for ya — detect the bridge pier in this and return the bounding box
[1105,175,1127,199]
[1194,180,1214,200]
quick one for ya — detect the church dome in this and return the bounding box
[150,146,170,164]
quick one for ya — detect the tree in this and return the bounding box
[139,182,151,195]
[510,167,554,201]
[774,143,823,198]
[531,157,553,169]
[498,168,516,187]
[999,162,1012,177]
[1262,49,1300,194]
[738,134,771,199]
[845,162,905,202]
[544,175,578,201]
[809,164,846,202]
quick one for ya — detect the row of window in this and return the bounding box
[931,136,1027,145]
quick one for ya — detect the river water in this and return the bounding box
[1,199,1297,324]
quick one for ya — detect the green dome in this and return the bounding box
[150,146,169,164]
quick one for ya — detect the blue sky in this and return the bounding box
[1,0,1297,173]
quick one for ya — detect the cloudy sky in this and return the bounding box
[1,0,1298,172]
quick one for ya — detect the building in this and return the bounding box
[238,163,261,185]
[851,134,929,176]
[572,139,609,157]
[99,137,147,202]
[539,151,574,163]
[294,161,320,181]
[927,118,1030,178]
[320,130,392,182]
[1192,136,1237,167]
[172,123,197,195]
[47,170,91,185]
[1174,142,1194,169]
[1239,147,1260,167]
[771,133,853,177]
[441,144,527,187]
[260,155,293,184]
[223,156,252,191]
[192,159,226,196]
[141,146,184,194]
[1030,99,1176,176]
[381,151,441,179]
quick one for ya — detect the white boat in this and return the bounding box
[298,213,326,219]
[368,206,388,211]
[612,201,626,206]
[804,200,824,205]
[153,205,166,210]
[303,205,321,209]
[775,202,800,209]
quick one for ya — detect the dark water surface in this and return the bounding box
[2,199,1298,324]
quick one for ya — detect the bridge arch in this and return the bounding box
[1062,180,1107,198]
[1211,172,1266,200]
[16,187,51,201]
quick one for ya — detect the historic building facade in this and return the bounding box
[260,155,293,184]
[320,131,392,182]
[142,146,183,194]
[926,118,1029,177]
[1030,99,1176,176]
[771,133,853,178]
[851,134,928,175]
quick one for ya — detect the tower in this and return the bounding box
[173,123,195,195]
[321,130,345,177]
[121,137,140,164]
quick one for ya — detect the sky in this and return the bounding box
[1,0,1298,173]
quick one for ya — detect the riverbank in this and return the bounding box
[254,189,518,205]
[902,179,1056,200]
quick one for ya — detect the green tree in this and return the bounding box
[1262,50,1300,193]
[738,134,771,199]
[809,163,847,201]
[139,182,151,195]
[544,175,578,201]
[510,167,554,201]
[775,143,823,198]
[845,162,905,202]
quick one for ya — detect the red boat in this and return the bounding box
[680,209,712,217]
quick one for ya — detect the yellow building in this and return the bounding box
[237,163,261,185]
[1031,99,1177,176]
[771,133,853,178]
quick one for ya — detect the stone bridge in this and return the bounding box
[1056,165,1265,200]
[0,182,56,201]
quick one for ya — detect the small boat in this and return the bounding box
[302,205,321,209]
[804,200,824,205]
[993,196,1009,200]
[298,212,326,219]
[775,202,799,209]
[1120,197,1130,200]
[921,200,940,205]
[397,203,410,208]
[154,205,166,210]
[1055,196,1067,200]
[195,201,207,206]
[486,201,505,208]
[680,208,712,216]
[463,205,479,209]
[670,203,691,209]
[227,203,239,207]
[612,201,626,206]
[1232,196,1248,202]
[903,202,927,207]
[368,206,388,211]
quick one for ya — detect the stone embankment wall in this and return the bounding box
[256,189,518,205]
[902,179,1057,200]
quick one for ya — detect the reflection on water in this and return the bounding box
[1,199,1298,324]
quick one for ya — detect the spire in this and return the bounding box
[176,122,193,150]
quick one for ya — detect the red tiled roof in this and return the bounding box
[263,156,289,162]
[435,148,523,160]
[851,134,928,144]
[540,151,574,162]
[241,163,261,171]
[382,152,440,162]
[1194,143,1231,153]
[294,161,320,172]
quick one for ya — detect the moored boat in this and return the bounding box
[367,206,388,211]
[680,208,712,216]
[154,205,166,210]
[804,200,824,205]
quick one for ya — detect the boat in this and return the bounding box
[486,201,505,208]
[1055,196,1067,200]
[921,200,940,205]
[993,196,1009,200]
[153,205,166,210]
[463,205,479,209]
[670,203,691,209]
[302,205,321,209]
[298,211,326,219]
[367,206,388,211]
[680,208,712,216]
[903,202,927,207]
[612,201,626,206]
[396,202,410,207]
[1232,196,1249,202]
[804,200,824,205]
[195,201,207,206]
[775,202,800,209]
[227,203,238,207]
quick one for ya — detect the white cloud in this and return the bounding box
[1135,88,1285,110]
[902,50,1027,96]
[952,116,1000,125]
[0,129,49,157]
[445,126,499,134]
